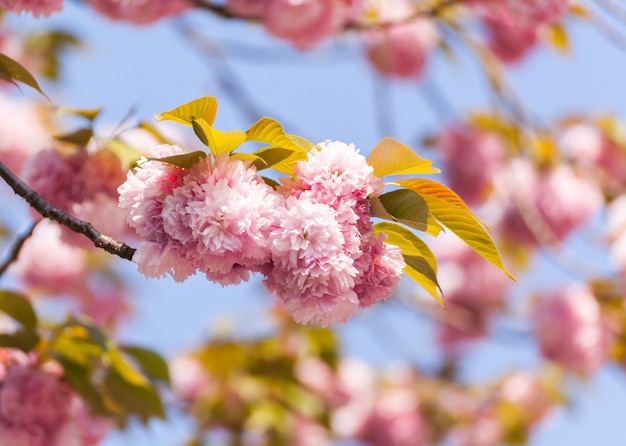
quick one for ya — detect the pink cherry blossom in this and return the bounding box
[445,414,503,446]
[264,196,360,326]
[225,0,265,17]
[496,160,603,245]
[436,124,505,205]
[469,0,568,30]
[88,0,191,25]
[162,153,281,285]
[497,371,552,426]
[0,92,51,177]
[484,16,538,64]
[0,0,63,17]
[353,233,405,308]
[262,0,356,49]
[363,0,439,78]
[170,356,214,403]
[532,285,609,375]
[8,220,87,296]
[607,194,626,271]
[433,233,509,346]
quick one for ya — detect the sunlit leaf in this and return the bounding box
[368,137,440,177]
[0,290,37,330]
[108,348,150,388]
[374,222,443,305]
[155,96,218,126]
[149,150,206,169]
[54,128,93,146]
[57,359,111,416]
[246,118,309,153]
[287,134,315,151]
[103,369,164,423]
[395,178,489,228]
[0,53,48,99]
[25,30,80,80]
[121,345,170,384]
[191,118,246,155]
[376,189,443,236]
[545,23,569,53]
[103,139,144,169]
[253,146,307,173]
[56,106,102,122]
[413,192,515,280]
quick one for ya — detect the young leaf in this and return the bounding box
[0,330,40,352]
[191,118,246,155]
[247,118,309,153]
[0,290,38,330]
[103,369,165,423]
[56,106,102,122]
[368,137,440,177]
[374,222,443,305]
[149,150,207,169]
[412,192,514,280]
[376,189,443,236]
[0,53,49,99]
[121,345,170,384]
[395,178,489,228]
[54,128,93,146]
[155,96,218,126]
[252,146,308,173]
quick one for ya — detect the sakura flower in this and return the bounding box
[496,371,552,427]
[0,0,63,17]
[0,92,51,177]
[496,160,603,245]
[162,153,281,285]
[484,16,538,64]
[264,196,360,326]
[436,125,505,205]
[8,220,87,296]
[262,0,357,48]
[469,0,568,30]
[225,0,265,17]
[88,0,190,25]
[532,285,609,375]
[434,233,509,346]
[363,0,439,78]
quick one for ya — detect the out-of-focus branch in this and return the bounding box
[0,221,38,276]
[0,161,136,261]
[186,0,465,30]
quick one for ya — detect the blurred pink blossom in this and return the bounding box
[484,17,538,64]
[0,93,51,177]
[496,160,603,245]
[532,285,609,375]
[9,220,87,296]
[88,0,190,25]
[436,125,506,205]
[434,233,510,346]
[497,371,553,426]
[363,0,439,78]
[262,0,358,48]
[0,0,63,17]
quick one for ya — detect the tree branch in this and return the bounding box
[0,161,136,262]
[0,221,39,277]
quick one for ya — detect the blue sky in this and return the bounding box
[5,3,626,445]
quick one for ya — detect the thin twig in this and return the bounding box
[0,161,136,261]
[0,221,39,277]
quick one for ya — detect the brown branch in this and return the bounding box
[0,221,39,276]
[0,161,136,262]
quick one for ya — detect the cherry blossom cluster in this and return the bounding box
[23,146,130,246]
[0,348,111,446]
[118,140,405,326]
[171,349,556,445]
[468,0,569,63]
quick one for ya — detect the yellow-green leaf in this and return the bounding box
[545,23,569,53]
[415,193,515,280]
[0,330,40,352]
[0,53,48,99]
[149,150,206,169]
[396,178,489,229]
[155,96,218,126]
[376,189,443,236]
[374,222,443,305]
[54,128,93,146]
[0,290,37,331]
[246,118,309,153]
[368,137,440,177]
[121,345,170,384]
[252,146,308,173]
[191,118,246,155]
[56,106,102,122]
